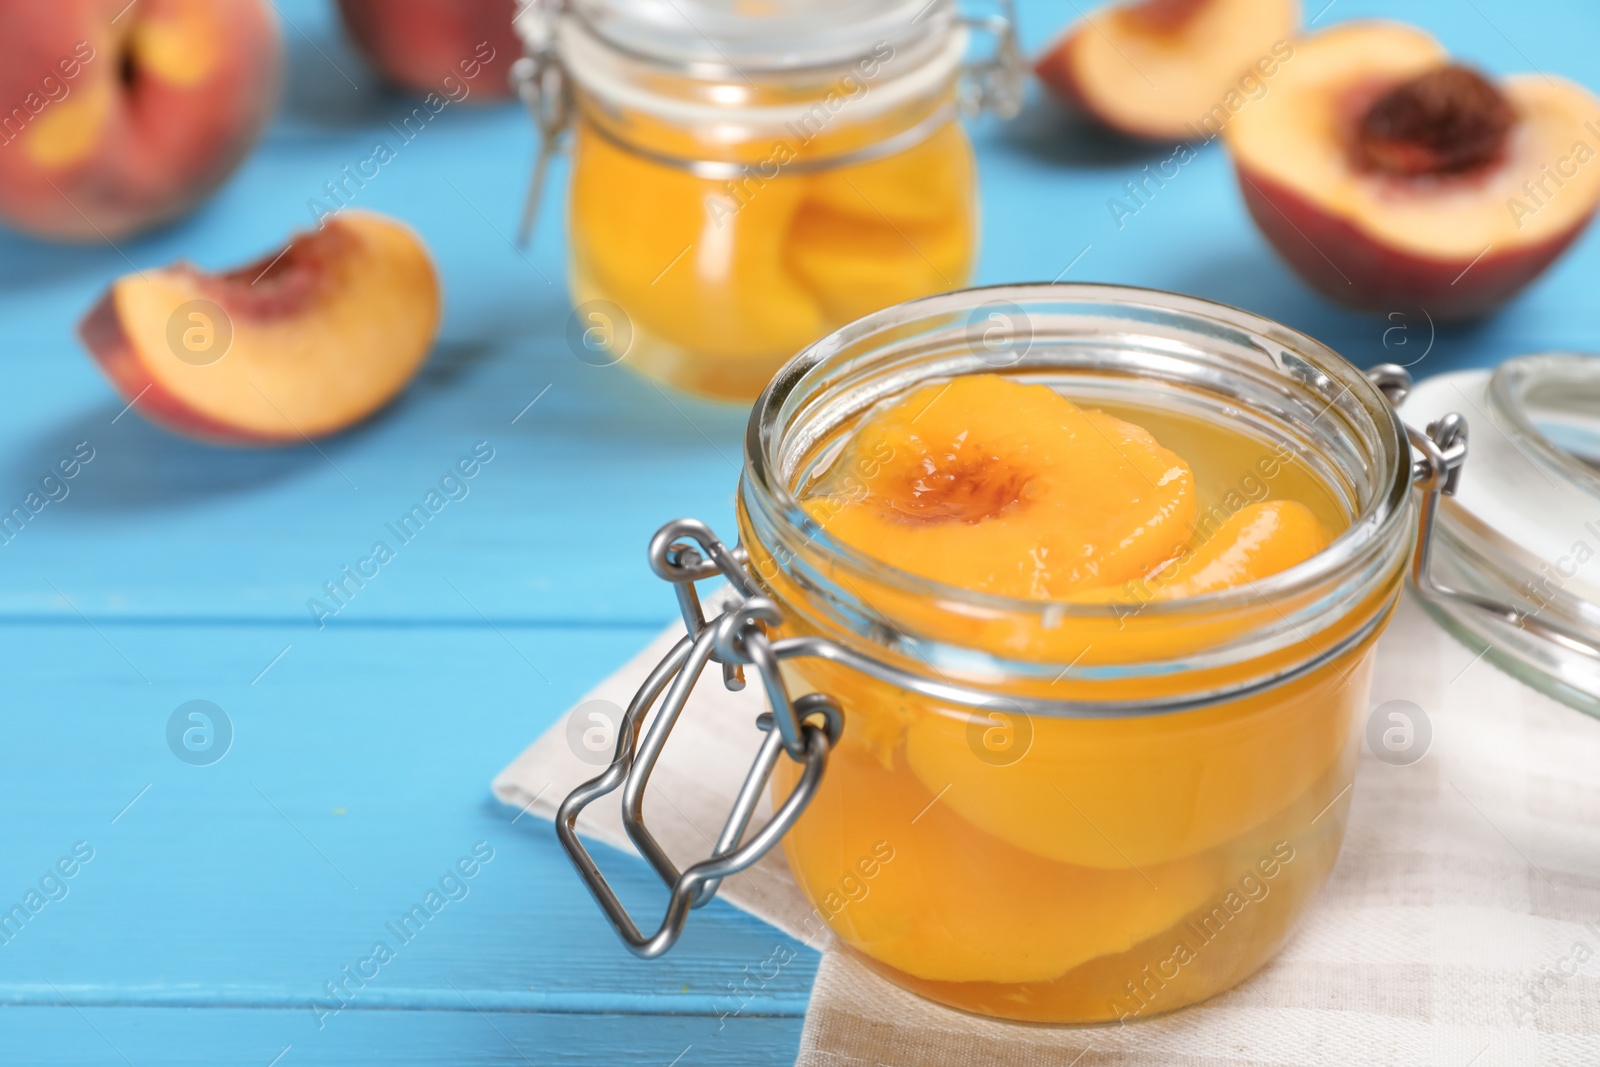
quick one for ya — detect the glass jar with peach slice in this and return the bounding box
[552,284,1551,1024]
[512,0,1023,400]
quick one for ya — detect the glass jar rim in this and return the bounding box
[1405,355,1600,717]
[558,12,966,132]
[1488,353,1600,497]
[741,282,1414,625]
[564,0,956,74]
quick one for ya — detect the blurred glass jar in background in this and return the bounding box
[515,0,1022,400]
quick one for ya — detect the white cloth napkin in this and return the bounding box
[493,593,1600,1066]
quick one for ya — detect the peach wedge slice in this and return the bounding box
[79,211,441,445]
[1036,0,1300,141]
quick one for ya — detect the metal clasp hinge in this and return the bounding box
[511,0,573,246]
[555,520,844,959]
[959,0,1025,120]
[1369,362,1600,661]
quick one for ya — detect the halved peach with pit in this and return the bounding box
[1035,0,1300,141]
[1225,21,1600,318]
[78,211,441,445]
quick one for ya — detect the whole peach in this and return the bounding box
[336,0,520,101]
[0,0,282,242]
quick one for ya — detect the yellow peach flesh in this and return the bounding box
[1048,0,1301,140]
[130,0,224,87]
[22,81,113,169]
[88,212,440,442]
[567,108,976,399]
[779,374,1352,993]
[1225,21,1600,259]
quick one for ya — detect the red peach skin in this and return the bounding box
[1237,167,1597,319]
[76,212,442,446]
[0,0,282,242]
[336,0,520,100]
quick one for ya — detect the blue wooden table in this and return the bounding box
[2,1,1597,1063]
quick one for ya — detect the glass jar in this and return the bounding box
[513,0,1023,400]
[741,284,1417,1021]
[1407,353,1600,718]
[555,283,1506,1023]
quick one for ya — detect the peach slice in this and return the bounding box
[1225,21,1600,319]
[776,735,1221,985]
[1134,499,1331,601]
[1035,0,1300,141]
[901,639,1365,871]
[568,122,828,397]
[1063,499,1332,614]
[0,0,282,241]
[77,212,441,445]
[807,375,1197,600]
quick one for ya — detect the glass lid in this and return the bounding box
[568,0,953,70]
[1405,353,1600,718]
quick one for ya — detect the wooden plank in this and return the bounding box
[1,2,1598,1063]
[0,623,816,1012]
[0,0,1595,624]
[0,319,746,625]
[0,1008,803,1067]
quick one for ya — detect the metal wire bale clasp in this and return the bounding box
[959,0,1026,119]
[1369,362,1600,661]
[555,520,844,959]
[510,0,572,245]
